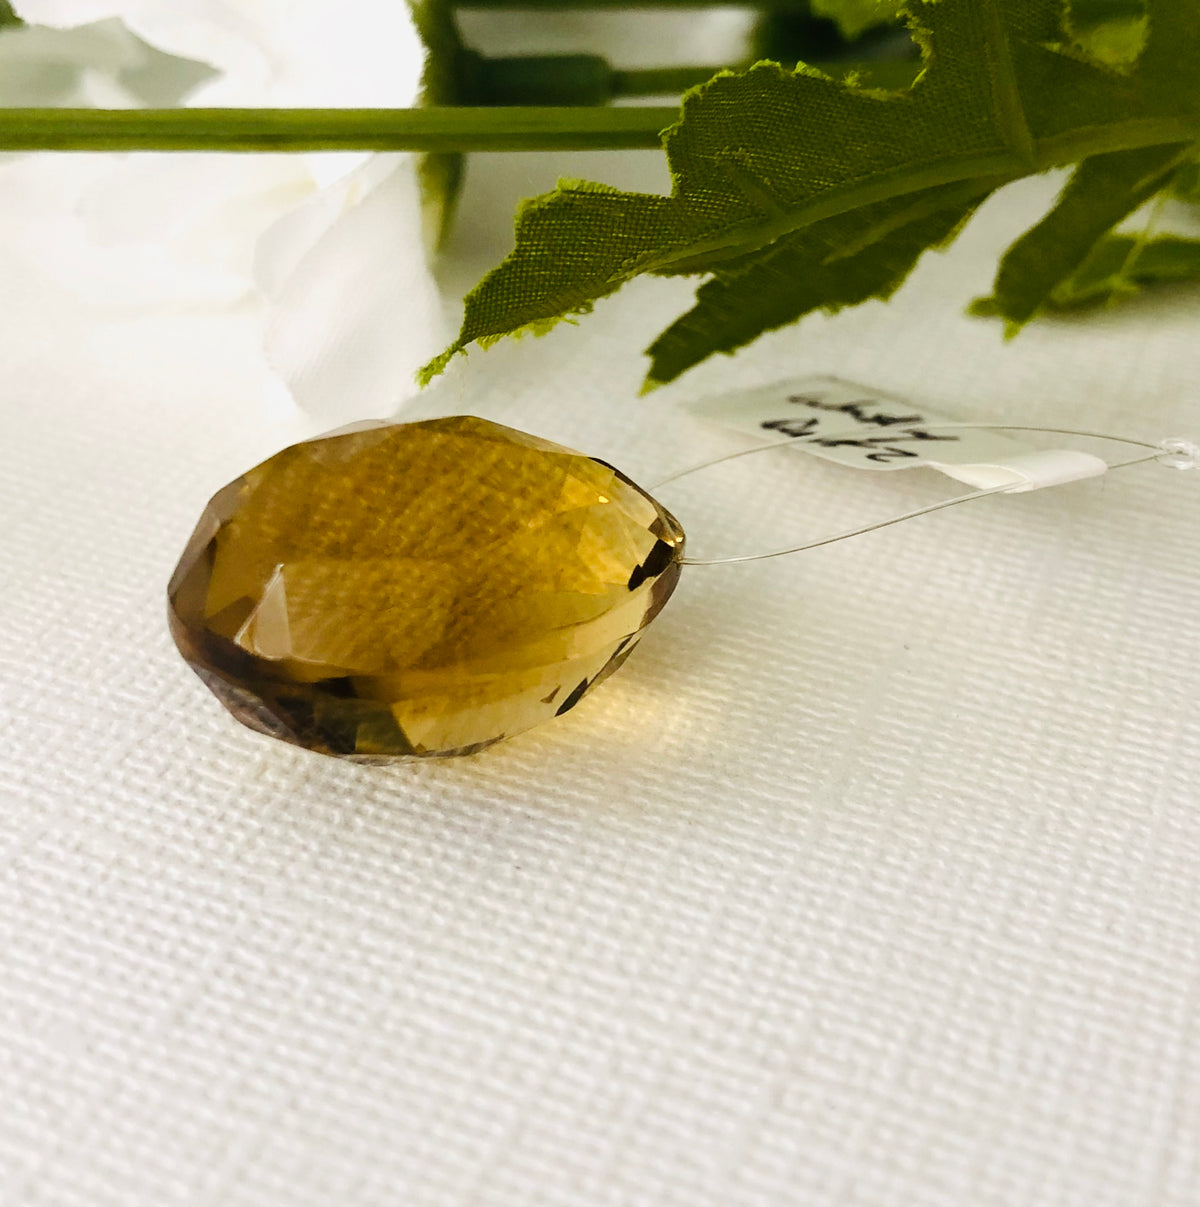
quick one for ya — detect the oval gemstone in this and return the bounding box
[168,416,684,759]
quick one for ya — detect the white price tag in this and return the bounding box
[689,376,1108,493]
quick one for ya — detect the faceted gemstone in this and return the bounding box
[168,416,684,759]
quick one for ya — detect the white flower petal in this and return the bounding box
[0,154,259,307]
[19,0,427,106]
[0,17,213,106]
[122,3,276,102]
[12,0,127,26]
[259,155,448,422]
[254,153,392,297]
[81,154,313,248]
[10,0,434,416]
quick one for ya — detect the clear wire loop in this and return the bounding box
[652,423,1184,568]
[1157,437,1200,470]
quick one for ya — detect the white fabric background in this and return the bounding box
[2,132,1200,1207]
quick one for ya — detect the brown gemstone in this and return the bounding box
[168,416,684,759]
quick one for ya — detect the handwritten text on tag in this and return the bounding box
[689,376,1030,472]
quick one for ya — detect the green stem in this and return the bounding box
[0,106,681,152]
[464,54,615,106]
[476,58,736,102]
[476,56,920,103]
[612,65,734,95]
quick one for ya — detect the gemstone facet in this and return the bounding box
[168,416,684,759]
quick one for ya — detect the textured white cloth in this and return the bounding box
[2,136,1200,1207]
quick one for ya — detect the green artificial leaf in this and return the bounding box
[750,2,919,94]
[753,0,905,51]
[425,0,1200,388]
[408,0,468,250]
[1174,159,1200,201]
[1065,0,1147,67]
[970,142,1189,330]
[1046,232,1200,305]
[812,0,905,38]
[646,181,989,386]
[417,149,465,254]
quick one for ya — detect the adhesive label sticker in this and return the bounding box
[689,376,1108,492]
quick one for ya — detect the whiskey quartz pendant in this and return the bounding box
[168,416,684,759]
